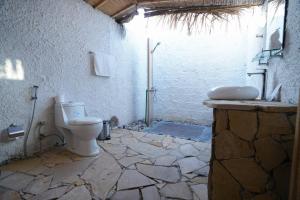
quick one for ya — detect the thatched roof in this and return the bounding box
[85,0,264,23]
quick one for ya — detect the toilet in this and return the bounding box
[54,101,103,156]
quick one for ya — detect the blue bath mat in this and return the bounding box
[143,121,212,142]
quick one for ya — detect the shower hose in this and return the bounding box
[23,85,38,158]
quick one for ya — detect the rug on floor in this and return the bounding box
[143,121,212,142]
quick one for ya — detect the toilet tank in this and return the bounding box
[61,102,85,120]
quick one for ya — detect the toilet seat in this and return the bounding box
[69,117,102,126]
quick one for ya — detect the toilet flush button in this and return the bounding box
[75,112,81,117]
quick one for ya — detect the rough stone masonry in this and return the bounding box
[209,103,297,200]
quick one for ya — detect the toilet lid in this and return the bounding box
[69,117,102,125]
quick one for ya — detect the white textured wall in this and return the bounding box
[127,16,249,124]
[267,0,300,104]
[0,0,141,163]
[153,31,247,124]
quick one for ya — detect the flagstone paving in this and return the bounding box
[0,129,211,199]
[177,157,207,174]
[136,164,181,183]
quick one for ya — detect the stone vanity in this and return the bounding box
[204,100,297,200]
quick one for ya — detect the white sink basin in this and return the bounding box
[208,86,259,100]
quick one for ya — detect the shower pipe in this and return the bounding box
[145,39,161,126]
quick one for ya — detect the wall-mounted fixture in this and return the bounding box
[145,38,161,126]
[7,124,24,139]
[24,85,39,157]
[252,0,287,65]
[247,70,267,100]
[252,48,283,65]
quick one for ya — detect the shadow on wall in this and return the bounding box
[269,29,282,49]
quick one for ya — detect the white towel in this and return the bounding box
[92,51,115,77]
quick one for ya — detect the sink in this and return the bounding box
[208,86,259,100]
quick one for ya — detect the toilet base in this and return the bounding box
[68,139,100,157]
[56,125,102,157]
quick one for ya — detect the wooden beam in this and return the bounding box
[138,0,178,4]
[94,0,108,9]
[113,4,137,18]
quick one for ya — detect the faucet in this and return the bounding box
[247,70,267,100]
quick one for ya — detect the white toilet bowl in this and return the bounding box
[55,102,103,156]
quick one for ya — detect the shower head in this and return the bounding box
[151,42,161,53]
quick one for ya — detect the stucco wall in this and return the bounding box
[0,0,141,163]
[130,18,249,124]
[266,0,300,104]
[153,31,247,124]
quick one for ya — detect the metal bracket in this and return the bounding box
[253,48,283,65]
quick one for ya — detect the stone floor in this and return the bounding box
[0,129,211,200]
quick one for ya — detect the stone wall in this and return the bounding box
[209,108,296,200]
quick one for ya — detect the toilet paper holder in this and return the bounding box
[7,124,25,138]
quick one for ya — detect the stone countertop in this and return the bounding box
[203,100,297,113]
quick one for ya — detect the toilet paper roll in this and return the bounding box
[55,95,65,103]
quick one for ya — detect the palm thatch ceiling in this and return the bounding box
[85,0,264,23]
